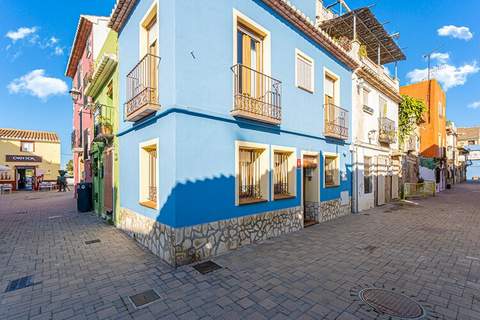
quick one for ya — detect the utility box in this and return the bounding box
[77,183,93,212]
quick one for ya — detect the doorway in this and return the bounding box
[302,154,319,227]
[16,167,35,191]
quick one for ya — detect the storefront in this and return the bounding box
[0,128,61,191]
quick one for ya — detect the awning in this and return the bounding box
[85,53,118,98]
[0,164,11,172]
[319,7,405,65]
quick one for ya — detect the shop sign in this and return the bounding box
[5,155,42,162]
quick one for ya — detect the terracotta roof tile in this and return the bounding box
[0,128,60,143]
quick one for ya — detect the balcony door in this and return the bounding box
[324,75,339,125]
[146,17,158,97]
[237,25,263,99]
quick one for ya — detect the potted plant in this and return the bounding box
[97,116,113,135]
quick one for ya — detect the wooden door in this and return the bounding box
[237,26,263,99]
[103,149,113,212]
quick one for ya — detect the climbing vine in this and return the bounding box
[398,94,427,143]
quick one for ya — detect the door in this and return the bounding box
[103,148,114,213]
[237,25,263,99]
[146,17,158,95]
[376,156,386,205]
[302,155,319,227]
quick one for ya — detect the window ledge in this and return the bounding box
[139,200,157,210]
[324,184,340,189]
[274,194,296,200]
[239,198,268,206]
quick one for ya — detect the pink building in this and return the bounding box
[65,15,109,188]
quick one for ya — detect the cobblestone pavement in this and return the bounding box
[1,184,480,320]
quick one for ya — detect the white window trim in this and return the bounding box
[235,140,270,206]
[232,9,271,76]
[323,67,341,106]
[138,138,159,210]
[323,152,340,188]
[300,150,320,206]
[270,145,297,200]
[139,1,159,58]
[295,49,315,93]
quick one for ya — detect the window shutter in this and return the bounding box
[297,55,312,91]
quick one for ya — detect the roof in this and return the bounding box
[0,128,60,143]
[458,127,480,140]
[65,15,109,78]
[108,0,136,32]
[319,7,406,65]
[108,0,359,69]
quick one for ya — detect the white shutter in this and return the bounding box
[296,53,313,92]
[324,76,334,98]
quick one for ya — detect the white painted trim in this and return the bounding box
[323,151,340,188]
[138,137,159,210]
[234,140,270,206]
[270,145,297,200]
[295,48,315,93]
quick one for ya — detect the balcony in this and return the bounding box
[231,64,282,125]
[324,103,349,140]
[71,130,83,152]
[124,53,161,122]
[92,103,114,141]
[378,117,397,144]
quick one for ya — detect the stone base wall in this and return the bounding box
[117,206,303,266]
[319,198,351,223]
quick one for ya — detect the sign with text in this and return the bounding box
[5,155,42,162]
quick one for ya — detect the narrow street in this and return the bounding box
[1,184,480,320]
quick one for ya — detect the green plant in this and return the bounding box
[399,94,427,144]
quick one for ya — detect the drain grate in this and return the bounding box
[129,289,160,308]
[5,275,34,293]
[85,239,101,245]
[193,260,222,274]
[359,288,425,319]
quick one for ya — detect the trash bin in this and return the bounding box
[77,182,93,212]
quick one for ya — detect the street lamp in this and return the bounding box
[69,88,81,102]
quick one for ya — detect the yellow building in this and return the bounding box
[0,128,61,191]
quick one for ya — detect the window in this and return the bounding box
[295,50,314,93]
[272,146,296,200]
[324,153,339,187]
[324,74,336,106]
[379,97,388,117]
[20,142,34,152]
[235,141,269,205]
[364,156,373,194]
[468,140,476,145]
[141,3,158,93]
[76,64,82,90]
[438,101,443,117]
[139,139,158,209]
[86,37,92,58]
[362,88,369,107]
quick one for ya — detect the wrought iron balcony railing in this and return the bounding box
[378,117,397,144]
[324,103,349,140]
[231,64,281,125]
[239,184,262,203]
[92,103,114,139]
[71,130,82,151]
[124,53,161,122]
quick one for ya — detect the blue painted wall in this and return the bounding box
[118,0,353,228]
[466,145,480,181]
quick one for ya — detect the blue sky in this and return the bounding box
[0,0,479,168]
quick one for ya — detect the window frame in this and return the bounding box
[139,1,159,58]
[235,141,269,206]
[271,145,297,200]
[323,67,340,106]
[295,49,314,93]
[138,138,159,210]
[20,141,34,153]
[323,152,340,188]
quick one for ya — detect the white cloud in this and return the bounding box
[437,25,473,40]
[407,61,479,91]
[53,46,64,56]
[430,52,450,64]
[6,27,37,42]
[7,69,68,100]
[468,101,480,109]
[49,37,59,45]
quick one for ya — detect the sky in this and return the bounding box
[0,0,479,168]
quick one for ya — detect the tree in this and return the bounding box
[66,159,74,175]
[398,94,427,144]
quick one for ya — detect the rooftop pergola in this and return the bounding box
[319,7,406,65]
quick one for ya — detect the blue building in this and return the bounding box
[465,145,480,181]
[110,0,360,266]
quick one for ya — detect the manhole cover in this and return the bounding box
[129,289,160,308]
[359,288,425,319]
[193,260,222,274]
